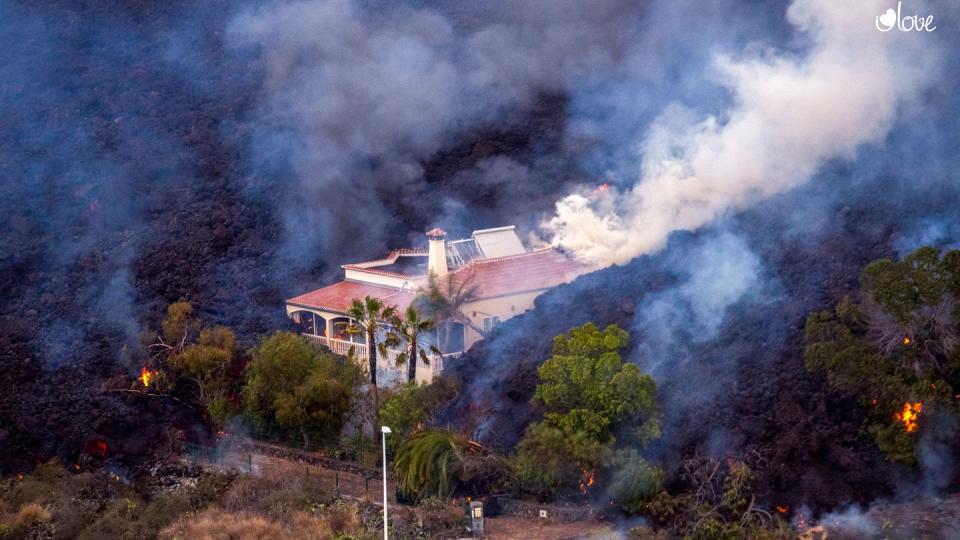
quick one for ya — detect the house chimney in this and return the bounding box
[426,228,448,277]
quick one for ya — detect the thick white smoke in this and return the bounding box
[545,0,940,267]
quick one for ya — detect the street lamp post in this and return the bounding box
[381,425,392,540]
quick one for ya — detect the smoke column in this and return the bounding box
[545,0,941,267]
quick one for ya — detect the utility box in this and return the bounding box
[469,500,484,538]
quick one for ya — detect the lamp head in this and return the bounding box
[381,426,392,433]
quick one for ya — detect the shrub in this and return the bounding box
[413,497,464,533]
[222,471,328,519]
[379,378,458,452]
[14,503,51,527]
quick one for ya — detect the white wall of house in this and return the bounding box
[461,289,545,348]
[342,268,422,289]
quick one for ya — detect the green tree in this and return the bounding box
[172,326,238,426]
[161,300,201,346]
[804,246,960,464]
[379,379,458,452]
[244,332,358,448]
[385,306,439,383]
[343,296,397,439]
[513,323,661,502]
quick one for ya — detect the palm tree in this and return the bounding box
[393,429,496,500]
[342,295,397,438]
[386,306,440,383]
[415,270,484,353]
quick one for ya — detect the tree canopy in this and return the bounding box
[804,246,960,464]
[244,332,359,449]
[513,323,661,507]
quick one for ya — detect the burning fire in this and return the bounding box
[139,366,155,387]
[578,469,596,495]
[88,440,109,458]
[775,505,789,514]
[902,336,911,345]
[894,401,923,432]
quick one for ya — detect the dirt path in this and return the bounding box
[481,515,615,539]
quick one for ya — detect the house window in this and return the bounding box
[482,316,501,333]
[294,311,322,336]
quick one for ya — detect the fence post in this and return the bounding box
[335,471,340,498]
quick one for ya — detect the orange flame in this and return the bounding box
[903,336,911,345]
[578,469,596,495]
[894,401,923,432]
[139,366,154,387]
[775,505,789,514]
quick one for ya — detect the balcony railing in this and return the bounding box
[302,334,460,385]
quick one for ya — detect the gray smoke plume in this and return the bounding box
[545,0,943,267]
[226,0,642,271]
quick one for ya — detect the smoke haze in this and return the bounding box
[545,0,942,267]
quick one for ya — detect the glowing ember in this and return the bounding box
[894,401,923,432]
[578,469,596,495]
[17,473,24,481]
[139,366,154,387]
[902,336,911,345]
[775,505,789,514]
[90,440,108,458]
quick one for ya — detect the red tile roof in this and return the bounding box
[444,248,584,298]
[286,248,584,315]
[286,281,417,315]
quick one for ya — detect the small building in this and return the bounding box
[285,226,583,385]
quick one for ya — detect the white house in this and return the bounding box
[285,226,583,385]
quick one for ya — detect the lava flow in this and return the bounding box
[894,401,923,432]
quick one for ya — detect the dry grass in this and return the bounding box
[159,505,367,540]
[160,509,286,540]
[221,467,327,519]
[15,503,51,527]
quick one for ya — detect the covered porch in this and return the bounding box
[286,307,462,386]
